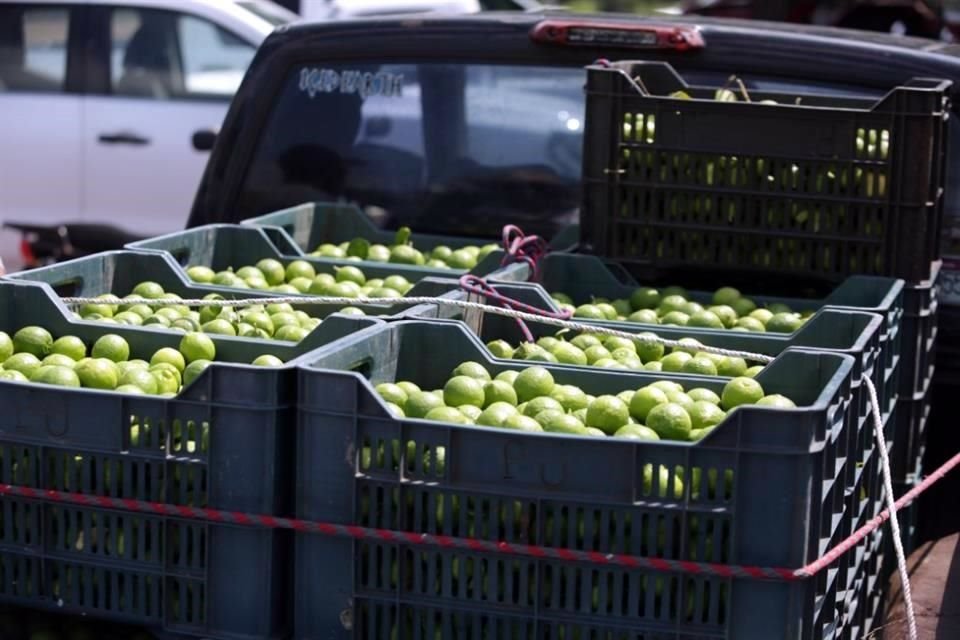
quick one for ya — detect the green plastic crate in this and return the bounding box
[0,280,370,638]
[294,320,864,640]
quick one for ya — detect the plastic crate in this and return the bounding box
[890,387,932,486]
[899,261,940,398]
[581,61,951,288]
[0,282,373,638]
[128,224,506,280]
[490,253,903,421]
[240,202,580,269]
[294,320,865,640]
[3,250,481,343]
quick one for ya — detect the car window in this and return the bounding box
[110,8,255,99]
[0,5,70,93]
[240,62,584,239]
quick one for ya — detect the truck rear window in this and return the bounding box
[240,62,585,240]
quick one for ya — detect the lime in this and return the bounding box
[768,303,793,314]
[444,376,486,408]
[13,326,54,358]
[735,317,766,332]
[551,342,587,366]
[476,401,518,427]
[731,297,757,316]
[309,274,338,295]
[695,351,724,365]
[682,301,706,315]
[275,325,309,342]
[389,245,425,265]
[549,384,589,411]
[132,281,165,299]
[593,358,626,369]
[682,356,718,376]
[614,424,660,441]
[445,249,477,269]
[744,365,765,378]
[630,287,661,310]
[617,390,635,406]
[183,359,212,387]
[150,366,181,394]
[502,414,544,432]
[149,347,186,373]
[114,311,145,326]
[201,319,236,336]
[313,243,345,258]
[665,389,695,413]
[688,311,724,329]
[748,308,774,325]
[716,356,748,377]
[536,336,561,352]
[335,265,366,287]
[757,394,796,408]
[118,359,149,373]
[486,340,514,359]
[534,409,567,428]
[483,380,518,407]
[186,266,215,283]
[452,361,491,382]
[660,351,692,372]
[651,380,683,394]
[383,275,412,294]
[708,305,738,328]
[43,354,76,368]
[573,304,606,320]
[646,403,693,441]
[629,386,669,422]
[179,332,216,363]
[396,381,422,397]
[766,312,804,334]
[601,337,634,354]
[0,370,28,382]
[644,361,663,372]
[513,366,555,402]
[522,396,564,418]
[494,370,519,386]
[570,334,601,351]
[551,292,574,306]
[236,266,265,281]
[657,295,687,315]
[405,391,445,418]
[79,298,116,319]
[119,368,158,394]
[142,315,172,329]
[660,311,690,326]
[583,345,612,364]
[688,427,716,441]
[585,395,630,435]
[91,334,130,363]
[689,401,726,430]
[687,388,721,405]
[628,309,659,324]
[721,377,765,410]
[612,299,632,318]
[31,365,80,387]
[376,383,408,406]
[595,303,618,320]
[424,406,470,424]
[0,331,12,361]
[50,336,86,361]
[255,259,286,286]
[544,413,588,435]
[431,245,454,261]
[713,287,741,306]
[288,277,313,293]
[285,260,316,282]
[252,354,284,367]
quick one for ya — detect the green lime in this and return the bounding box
[544,413,588,435]
[695,351,724,365]
[646,403,693,440]
[79,297,117,319]
[708,305,738,328]
[665,389,695,413]
[731,297,758,317]
[660,311,690,326]
[494,370,519,386]
[593,358,626,369]
[179,332,216,363]
[551,342,587,366]
[383,275,412,294]
[13,326,54,358]
[236,266,265,281]
[585,395,630,435]
[483,380,518,407]
[573,304,606,320]
[749,308,774,325]
[766,312,804,334]
[431,245,454,261]
[486,340,514,359]
[335,265,367,286]
[768,303,793,314]
[424,406,471,424]
[628,309,659,324]
[601,337,635,354]
[142,315,172,329]
[309,274,337,295]
[757,394,796,408]
[651,380,683,394]
[744,365,765,378]
[132,281,165,299]
[476,401,518,427]
[612,299,633,318]
[389,245,425,265]
[91,334,130,362]
[376,383,408,406]
[683,302,705,317]
[660,351,692,372]
[0,331,12,361]
[118,359,149,373]
[642,464,685,499]
[716,356,748,377]
[119,368,159,394]
[451,361,491,382]
[186,266,215,283]
[150,348,186,373]
[0,369,28,382]
[458,405,482,421]
[252,354,284,367]
[288,277,313,293]
[549,384,589,411]
[688,427,715,441]
[536,336,561,352]
[721,377,765,410]
[629,386,669,422]
[583,345,612,364]
[116,384,147,395]
[661,286,688,299]
[285,260,316,282]
[255,259,286,286]
[614,424,660,440]
[534,409,567,428]
[644,361,663,372]
[513,366,555,402]
[713,287,741,306]
[51,336,86,361]
[445,249,477,269]
[735,317,766,332]
[595,303,618,320]
[31,365,80,387]
[570,334,601,350]
[313,243,345,258]
[201,319,236,336]
[396,381,421,397]
[617,389,635,405]
[689,401,726,430]
[630,287,661,310]
[688,310,724,329]
[444,376,486,408]
[405,391,445,418]
[183,359,212,387]
[42,354,76,368]
[522,396,564,418]
[682,356,718,376]
[114,311,145,326]
[551,292,574,305]
[658,295,687,315]
[687,388,721,405]
[150,366,181,395]
[502,414,544,432]
[275,325,309,342]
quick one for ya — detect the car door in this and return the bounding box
[81,5,258,237]
[0,3,84,265]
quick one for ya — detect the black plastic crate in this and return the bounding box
[899,261,940,398]
[581,61,951,288]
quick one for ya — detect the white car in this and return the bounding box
[0,0,296,255]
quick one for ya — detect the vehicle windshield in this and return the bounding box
[236,1,296,27]
[241,62,586,239]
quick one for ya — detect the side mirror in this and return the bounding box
[192,129,218,152]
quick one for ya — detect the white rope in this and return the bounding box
[62,291,918,637]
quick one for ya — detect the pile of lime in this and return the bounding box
[487,331,764,377]
[550,285,813,333]
[74,282,337,341]
[310,226,500,270]
[185,257,415,299]
[0,327,285,394]
[375,362,794,442]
